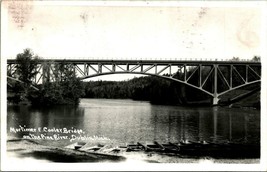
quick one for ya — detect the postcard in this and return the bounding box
[1,1,266,171]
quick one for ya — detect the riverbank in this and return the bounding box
[7,94,260,109]
[6,138,125,163]
[6,138,260,164]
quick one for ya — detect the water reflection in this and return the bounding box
[7,105,85,146]
[149,106,259,144]
[7,99,260,147]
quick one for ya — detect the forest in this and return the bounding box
[82,76,210,105]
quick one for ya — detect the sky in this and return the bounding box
[1,1,265,81]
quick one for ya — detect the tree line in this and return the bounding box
[82,76,211,105]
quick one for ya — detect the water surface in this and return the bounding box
[7,98,260,147]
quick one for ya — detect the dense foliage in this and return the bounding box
[8,49,85,106]
[82,76,211,105]
[28,77,84,106]
[7,49,39,104]
[28,62,85,106]
[15,49,39,85]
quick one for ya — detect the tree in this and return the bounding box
[231,57,240,61]
[15,49,39,86]
[251,56,261,62]
[14,49,39,101]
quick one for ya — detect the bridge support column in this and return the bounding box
[213,95,219,105]
[213,64,218,105]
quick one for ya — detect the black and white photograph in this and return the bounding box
[1,1,266,171]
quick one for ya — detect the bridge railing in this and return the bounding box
[6,57,259,63]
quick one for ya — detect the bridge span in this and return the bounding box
[7,58,261,105]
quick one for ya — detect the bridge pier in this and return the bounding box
[213,96,219,105]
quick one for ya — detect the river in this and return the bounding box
[7,98,260,148]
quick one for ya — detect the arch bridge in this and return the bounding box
[7,58,261,105]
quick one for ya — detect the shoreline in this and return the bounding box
[6,138,260,164]
[7,97,260,110]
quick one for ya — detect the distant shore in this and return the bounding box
[7,95,260,110]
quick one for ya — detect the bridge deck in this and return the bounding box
[7,59,261,65]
